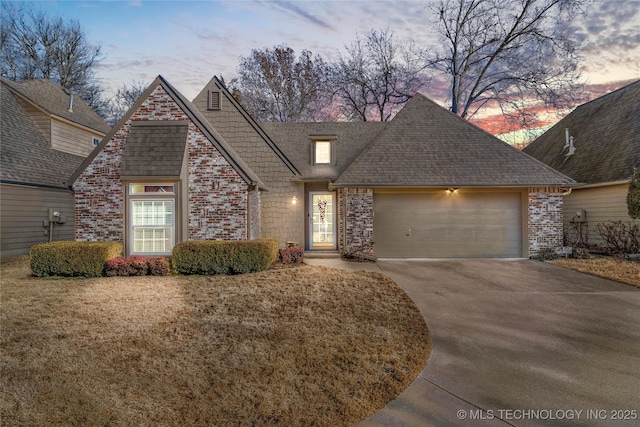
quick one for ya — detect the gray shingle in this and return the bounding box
[120,123,188,178]
[523,80,640,184]
[1,81,86,188]
[334,94,574,187]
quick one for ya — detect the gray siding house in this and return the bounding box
[71,75,574,259]
[1,77,110,258]
[524,80,640,246]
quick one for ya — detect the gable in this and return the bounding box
[334,94,573,187]
[69,76,264,189]
[523,80,640,184]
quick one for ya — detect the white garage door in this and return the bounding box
[373,190,524,258]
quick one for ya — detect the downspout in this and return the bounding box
[563,188,572,196]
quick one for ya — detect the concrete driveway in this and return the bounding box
[352,259,640,426]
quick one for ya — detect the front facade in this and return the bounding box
[71,75,573,258]
[1,77,109,258]
[524,80,640,246]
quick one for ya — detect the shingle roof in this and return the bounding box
[0,77,110,134]
[523,80,640,184]
[68,76,265,189]
[1,80,86,188]
[260,122,387,180]
[334,94,574,187]
[120,122,188,178]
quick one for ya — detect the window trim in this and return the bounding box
[127,182,177,256]
[311,136,337,166]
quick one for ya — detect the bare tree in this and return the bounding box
[430,0,586,130]
[330,29,429,121]
[103,80,148,126]
[0,1,105,111]
[231,45,331,122]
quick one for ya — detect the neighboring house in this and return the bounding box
[523,80,640,246]
[70,75,574,259]
[1,77,110,258]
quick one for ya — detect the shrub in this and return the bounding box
[30,241,123,277]
[148,257,171,276]
[596,221,640,255]
[105,256,171,277]
[172,239,279,275]
[278,246,304,264]
[106,256,149,276]
[536,247,557,261]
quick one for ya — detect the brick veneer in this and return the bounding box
[74,85,250,246]
[335,186,564,259]
[528,187,564,257]
[338,187,375,259]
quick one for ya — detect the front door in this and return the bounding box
[310,192,336,250]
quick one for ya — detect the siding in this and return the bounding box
[17,97,51,144]
[51,118,97,157]
[1,183,75,258]
[193,83,304,247]
[564,183,635,245]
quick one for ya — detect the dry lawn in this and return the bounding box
[1,256,430,426]
[553,257,640,287]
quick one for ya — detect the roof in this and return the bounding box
[0,77,110,134]
[334,94,574,187]
[1,80,86,188]
[523,80,640,184]
[120,121,188,178]
[69,76,265,189]
[260,122,387,180]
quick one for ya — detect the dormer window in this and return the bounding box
[315,141,332,164]
[311,135,336,165]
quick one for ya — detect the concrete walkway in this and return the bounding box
[305,257,640,426]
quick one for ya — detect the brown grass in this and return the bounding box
[553,257,640,287]
[1,256,430,426]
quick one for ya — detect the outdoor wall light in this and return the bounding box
[447,187,458,193]
[292,196,297,205]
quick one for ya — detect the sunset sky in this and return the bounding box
[25,0,640,141]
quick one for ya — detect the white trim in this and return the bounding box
[570,180,630,190]
[309,191,337,251]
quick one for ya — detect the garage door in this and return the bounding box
[373,190,523,258]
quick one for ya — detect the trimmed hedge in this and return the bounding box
[105,256,171,277]
[30,241,123,277]
[172,238,279,275]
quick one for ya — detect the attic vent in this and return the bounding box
[208,90,221,110]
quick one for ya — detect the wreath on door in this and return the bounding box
[317,199,327,224]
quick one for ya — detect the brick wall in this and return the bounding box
[187,123,247,240]
[193,81,304,247]
[75,84,249,245]
[528,187,564,257]
[339,187,375,259]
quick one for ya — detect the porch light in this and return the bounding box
[447,187,458,194]
[292,196,297,205]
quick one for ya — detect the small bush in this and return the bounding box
[536,247,557,261]
[30,241,123,277]
[172,239,279,275]
[148,257,171,276]
[278,246,304,264]
[596,221,640,255]
[105,256,170,277]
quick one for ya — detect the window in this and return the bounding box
[130,184,175,194]
[92,137,101,147]
[128,183,176,255]
[314,141,332,164]
[131,200,174,254]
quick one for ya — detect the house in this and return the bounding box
[523,80,640,246]
[69,75,574,259]
[1,77,110,258]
